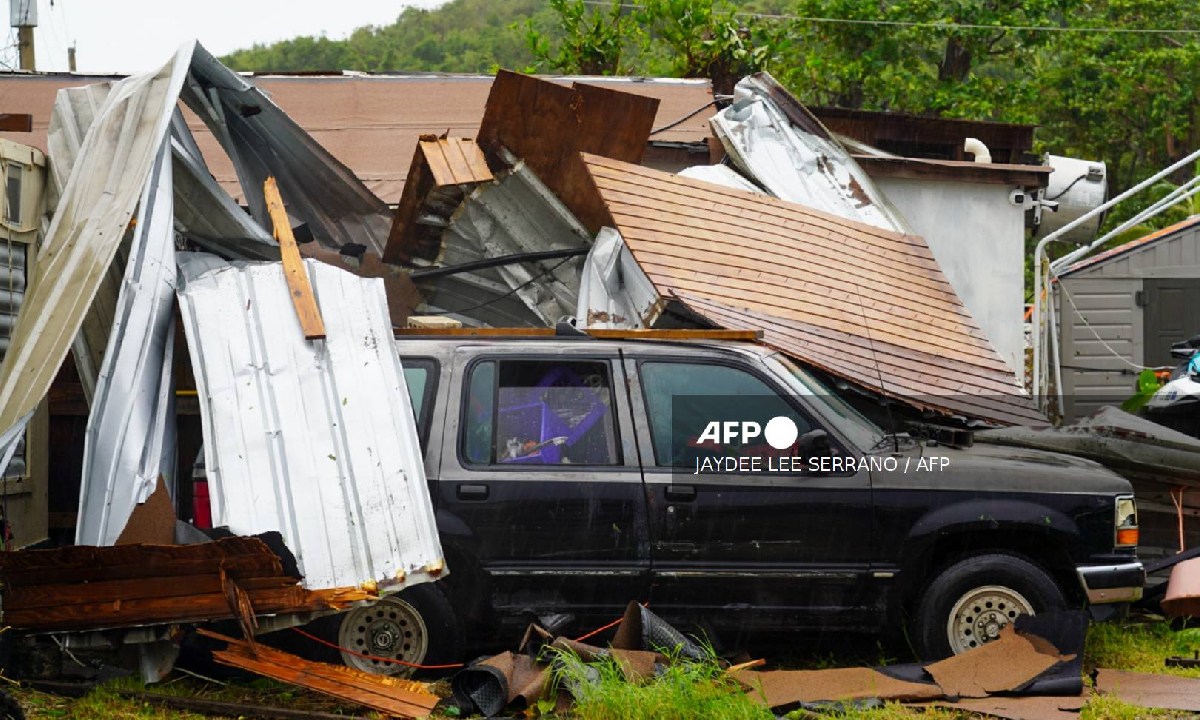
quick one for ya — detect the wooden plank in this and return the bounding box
[4,573,298,611]
[263,176,326,340]
[3,586,335,632]
[202,630,438,719]
[587,329,761,340]
[394,327,556,338]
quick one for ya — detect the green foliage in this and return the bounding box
[222,0,545,73]
[524,0,640,74]
[548,644,773,720]
[222,0,1200,243]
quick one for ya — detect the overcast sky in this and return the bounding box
[4,0,448,73]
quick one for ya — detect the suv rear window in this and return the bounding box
[462,359,621,466]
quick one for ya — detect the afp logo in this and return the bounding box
[696,416,799,451]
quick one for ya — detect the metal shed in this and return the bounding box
[1057,215,1200,421]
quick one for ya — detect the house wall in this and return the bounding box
[1057,277,1142,422]
[874,177,1027,379]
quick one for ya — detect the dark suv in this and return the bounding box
[323,335,1143,675]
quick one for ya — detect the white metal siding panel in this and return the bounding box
[1059,277,1140,422]
[176,254,444,593]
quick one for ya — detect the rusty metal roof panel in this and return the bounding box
[176,254,444,592]
[581,154,1042,425]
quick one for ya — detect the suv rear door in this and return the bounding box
[624,351,876,631]
[435,344,649,626]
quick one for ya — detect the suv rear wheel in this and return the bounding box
[913,553,1066,660]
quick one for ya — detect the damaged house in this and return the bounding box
[0,42,1076,692]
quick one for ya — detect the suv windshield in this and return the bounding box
[772,353,887,451]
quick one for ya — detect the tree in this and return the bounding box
[524,0,639,74]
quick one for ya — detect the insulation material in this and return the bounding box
[176,254,443,592]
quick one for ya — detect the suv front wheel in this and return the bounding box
[913,553,1066,659]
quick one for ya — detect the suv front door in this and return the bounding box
[625,354,876,632]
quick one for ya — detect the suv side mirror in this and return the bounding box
[796,429,830,455]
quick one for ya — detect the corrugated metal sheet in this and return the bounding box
[710,73,909,233]
[580,154,1042,425]
[383,137,495,264]
[180,45,392,257]
[176,253,443,592]
[419,162,590,327]
[75,143,178,546]
[0,43,195,474]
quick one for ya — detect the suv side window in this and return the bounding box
[640,360,820,468]
[400,358,438,448]
[461,359,621,466]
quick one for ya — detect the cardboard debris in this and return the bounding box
[1094,668,1200,712]
[937,695,1088,720]
[114,476,176,546]
[201,629,439,719]
[925,624,1072,698]
[732,667,942,709]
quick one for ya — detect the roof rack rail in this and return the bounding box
[392,327,763,341]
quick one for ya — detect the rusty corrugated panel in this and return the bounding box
[581,154,1042,425]
[0,537,373,633]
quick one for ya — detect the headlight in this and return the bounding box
[1115,495,1138,548]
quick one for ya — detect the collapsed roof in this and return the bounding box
[0,40,443,618]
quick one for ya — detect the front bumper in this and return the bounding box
[1076,562,1145,604]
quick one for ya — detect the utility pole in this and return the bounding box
[68,44,76,72]
[10,0,37,71]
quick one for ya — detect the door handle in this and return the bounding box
[456,483,489,501]
[664,484,696,502]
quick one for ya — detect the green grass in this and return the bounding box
[1085,619,1200,678]
[1079,693,1192,720]
[548,645,774,720]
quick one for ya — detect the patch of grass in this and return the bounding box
[549,645,774,720]
[1085,619,1200,677]
[1081,693,1192,720]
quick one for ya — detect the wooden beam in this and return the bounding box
[263,177,326,340]
[393,327,763,341]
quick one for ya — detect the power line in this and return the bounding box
[580,0,1200,35]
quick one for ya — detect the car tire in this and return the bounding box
[332,583,466,677]
[913,553,1066,660]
